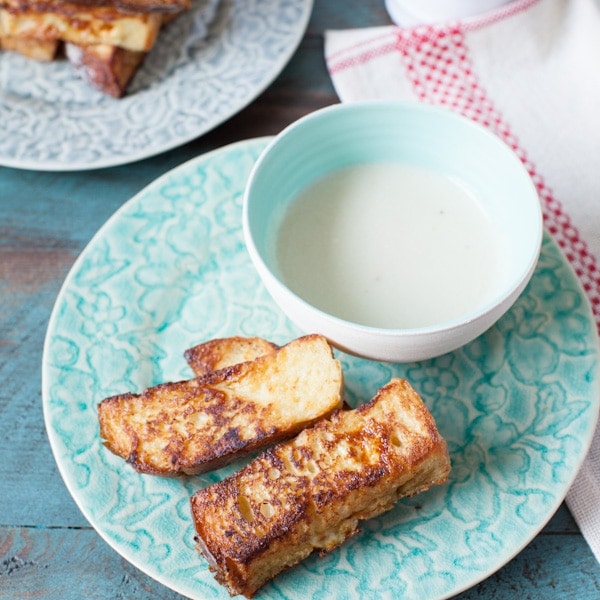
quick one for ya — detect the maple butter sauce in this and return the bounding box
[275,162,503,329]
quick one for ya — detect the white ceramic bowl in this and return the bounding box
[243,101,543,362]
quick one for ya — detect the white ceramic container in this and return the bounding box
[243,101,543,362]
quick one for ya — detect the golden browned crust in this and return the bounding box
[97,334,344,476]
[184,337,279,377]
[190,378,450,598]
[0,4,163,51]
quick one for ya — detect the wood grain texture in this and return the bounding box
[0,527,184,599]
[0,0,599,598]
[1,508,598,600]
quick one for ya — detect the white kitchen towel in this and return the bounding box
[325,0,600,562]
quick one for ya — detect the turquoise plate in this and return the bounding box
[42,138,600,599]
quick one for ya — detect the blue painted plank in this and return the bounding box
[1,521,598,599]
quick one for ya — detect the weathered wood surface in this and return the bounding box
[1,0,599,598]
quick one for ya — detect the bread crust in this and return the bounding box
[184,337,279,377]
[190,378,450,598]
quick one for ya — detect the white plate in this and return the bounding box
[0,0,312,171]
[42,138,600,599]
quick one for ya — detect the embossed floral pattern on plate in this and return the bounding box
[0,0,312,171]
[42,138,600,599]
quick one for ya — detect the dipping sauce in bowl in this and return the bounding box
[243,101,542,362]
[276,162,504,330]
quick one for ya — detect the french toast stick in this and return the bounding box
[98,334,344,476]
[184,336,279,377]
[190,378,450,598]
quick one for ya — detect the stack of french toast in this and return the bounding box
[97,334,451,597]
[0,0,191,96]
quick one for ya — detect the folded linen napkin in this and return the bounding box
[325,0,600,563]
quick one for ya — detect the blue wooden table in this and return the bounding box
[1,1,599,598]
